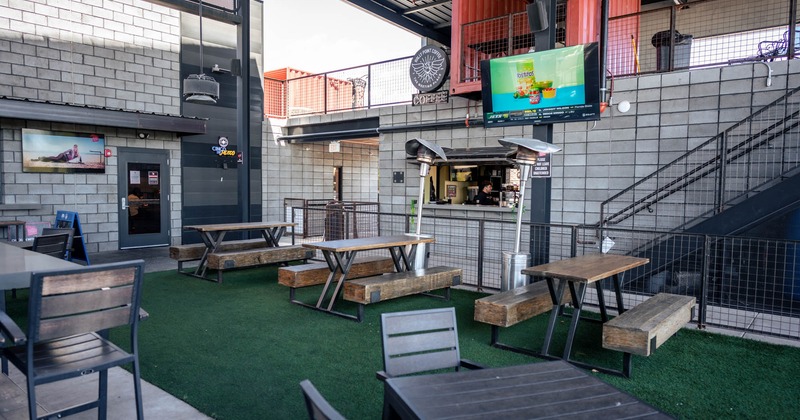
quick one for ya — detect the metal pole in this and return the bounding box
[514,164,532,254]
[416,173,425,235]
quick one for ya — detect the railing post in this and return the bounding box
[291,205,296,245]
[367,65,372,109]
[789,0,797,60]
[507,15,514,56]
[323,73,328,115]
[668,6,677,72]
[570,225,577,258]
[715,132,728,213]
[699,235,711,329]
[477,219,485,291]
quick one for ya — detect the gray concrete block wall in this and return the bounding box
[262,118,379,222]
[0,0,181,114]
[0,0,183,251]
[368,60,794,233]
[0,119,181,252]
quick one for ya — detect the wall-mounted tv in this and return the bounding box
[22,129,106,174]
[481,42,601,127]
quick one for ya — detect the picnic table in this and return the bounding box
[383,359,670,419]
[0,241,80,311]
[520,253,649,373]
[298,234,436,320]
[183,221,295,280]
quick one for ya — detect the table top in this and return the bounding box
[183,221,295,232]
[521,253,650,283]
[0,241,80,289]
[0,220,25,227]
[302,234,434,253]
[385,360,670,419]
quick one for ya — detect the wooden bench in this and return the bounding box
[343,266,462,322]
[169,239,268,272]
[474,281,571,353]
[602,292,696,377]
[277,255,395,301]
[205,245,314,283]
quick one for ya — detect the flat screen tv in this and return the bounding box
[481,42,601,127]
[22,129,106,174]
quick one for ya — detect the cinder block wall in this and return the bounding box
[262,117,380,223]
[0,0,183,251]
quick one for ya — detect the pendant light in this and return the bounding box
[183,0,219,104]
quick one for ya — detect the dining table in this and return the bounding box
[521,253,649,374]
[182,221,295,279]
[298,234,435,320]
[383,359,671,419]
[0,241,80,311]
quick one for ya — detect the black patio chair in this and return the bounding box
[300,379,346,420]
[41,227,75,260]
[0,260,146,420]
[31,232,70,260]
[376,307,484,381]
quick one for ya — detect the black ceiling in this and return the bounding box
[342,0,453,46]
[341,0,677,48]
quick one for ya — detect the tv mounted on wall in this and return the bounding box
[481,42,601,127]
[22,129,106,174]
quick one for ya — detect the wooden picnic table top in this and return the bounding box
[521,253,650,284]
[183,221,294,232]
[302,234,434,253]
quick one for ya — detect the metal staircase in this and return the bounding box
[598,86,800,305]
[601,85,800,234]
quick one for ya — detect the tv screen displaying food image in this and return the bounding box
[481,42,601,127]
[22,129,106,174]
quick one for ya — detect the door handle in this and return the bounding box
[121,197,127,210]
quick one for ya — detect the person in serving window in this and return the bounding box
[33,144,81,163]
[475,180,495,205]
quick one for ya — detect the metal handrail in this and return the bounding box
[600,85,800,230]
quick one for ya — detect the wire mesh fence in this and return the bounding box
[283,202,799,341]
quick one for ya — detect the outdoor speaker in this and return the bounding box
[527,1,548,33]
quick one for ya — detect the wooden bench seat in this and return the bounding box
[205,246,314,283]
[343,266,462,321]
[474,281,571,353]
[474,281,571,327]
[169,239,268,271]
[602,292,695,377]
[278,255,395,300]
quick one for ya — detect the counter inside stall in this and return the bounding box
[425,155,521,211]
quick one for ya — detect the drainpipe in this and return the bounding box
[599,0,609,103]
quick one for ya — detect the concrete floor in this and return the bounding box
[1,246,207,420]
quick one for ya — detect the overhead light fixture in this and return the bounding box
[136,131,150,139]
[183,0,219,104]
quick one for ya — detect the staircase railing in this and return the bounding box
[600,85,800,233]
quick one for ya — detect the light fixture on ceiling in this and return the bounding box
[183,0,219,104]
[136,131,150,139]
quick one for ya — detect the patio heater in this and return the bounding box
[405,138,449,269]
[498,137,562,291]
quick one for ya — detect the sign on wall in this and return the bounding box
[409,45,449,93]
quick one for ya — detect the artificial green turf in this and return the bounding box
[6,267,800,419]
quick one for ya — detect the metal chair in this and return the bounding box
[41,227,75,260]
[0,260,146,420]
[31,232,70,260]
[376,307,484,381]
[300,379,346,420]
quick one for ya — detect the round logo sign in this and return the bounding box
[409,45,449,93]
